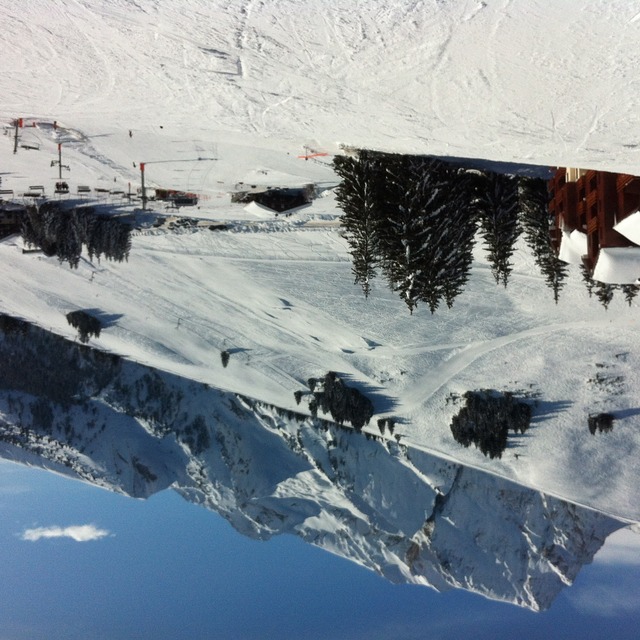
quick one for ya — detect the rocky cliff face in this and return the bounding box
[0,319,623,610]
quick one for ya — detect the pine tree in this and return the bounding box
[334,151,384,298]
[378,156,476,313]
[377,155,433,312]
[541,253,569,303]
[423,164,477,312]
[57,210,82,269]
[66,310,102,343]
[594,281,615,310]
[474,172,521,287]
[580,263,596,297]
[519,177,550,255]
[519,176,568,302]
[620,284,639,306]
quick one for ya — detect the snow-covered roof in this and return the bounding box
[613,210,640,246]
[243,200,277,217]
[592,247,640,284]
[558,229,587,265]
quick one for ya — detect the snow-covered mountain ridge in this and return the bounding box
[0,318,622,611]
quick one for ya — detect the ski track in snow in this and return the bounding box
[402,319,615,410]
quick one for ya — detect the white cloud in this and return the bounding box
[20,524,111,542]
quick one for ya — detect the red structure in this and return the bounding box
[549,168,640,271]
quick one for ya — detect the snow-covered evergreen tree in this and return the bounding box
[580,263,596,297]
[378,155,476,313]
[594,281,615,310]
[519,177,568,303]
[377,155,434,312]
[538,252,569,304]
[620,284,640,306]
[57,210,82,269]
[334,151,384,298]
[474,172,520,287]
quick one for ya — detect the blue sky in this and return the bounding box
[1,459,639,640]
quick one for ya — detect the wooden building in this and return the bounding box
[549,168,640,281]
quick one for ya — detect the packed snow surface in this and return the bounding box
[558,229,587,265]
[1,0,640,523]
[615,211,640,245]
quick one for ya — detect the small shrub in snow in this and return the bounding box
[588,412,614,435]
[66,310,102,343]
[312,371,374,431]
[450,390,532,459]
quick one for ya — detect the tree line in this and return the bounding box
[66,310,102,344]
[334,150,573,312]
[21,202,131,268]
[0,313,121,408]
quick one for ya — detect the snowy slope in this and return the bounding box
[3,1,640,172]
[0,1,639,526]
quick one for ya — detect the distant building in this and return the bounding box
[231,185,314,214]
[549,168,640,283]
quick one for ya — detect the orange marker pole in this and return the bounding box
[297,152,329,160]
